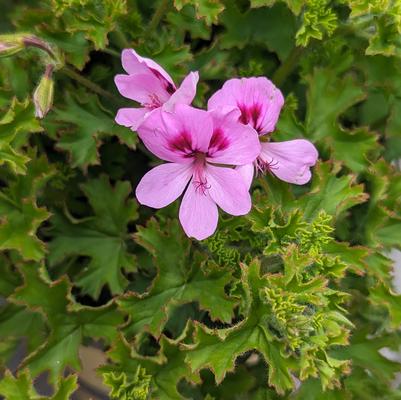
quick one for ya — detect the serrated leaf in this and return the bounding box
[48,175,137,298]
[305,69,366,139]
[102,331,199,400]
[297,162,368,219]
[11,263,124,383]
[369,283,401,328]
[334,331,401,384]
[219,3,296,61]
[250,0,305,15]
[51,0,127,49]
[0,98,42,173]
[0,369,78,400]
[46,93,137,168]
[174,0,224,25]
[184,259,351,394]
[0,303,46,367]
[0,155,54,260]
[119,218,237,338]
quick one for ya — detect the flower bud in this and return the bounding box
[0,34,25,57]
[33,65,54,119]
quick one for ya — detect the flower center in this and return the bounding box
[193,152,210,195]
[143,94,163,109]
[255,156,279,174]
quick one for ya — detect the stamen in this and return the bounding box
[255,156,279,175]
[193,154,210,195]
[143,94,163,109]
[193,178,211,195]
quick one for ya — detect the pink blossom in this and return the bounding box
[114,49,199,131]
[135,104,261,240]
[208,77,318,187]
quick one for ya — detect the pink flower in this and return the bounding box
[208,77,318,188]
[114,49,199,131]
[135,104,261,240]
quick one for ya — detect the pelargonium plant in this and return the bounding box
[0,1,401,399]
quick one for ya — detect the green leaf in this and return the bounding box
[174,0,224,25]
[0,98,42,173]
[0,369,78,400]
[0,155,54,260]
[48,175,138,298]
[103,331,199,400]
[297,162,369,219]
[219,3,297,61]
[185,259,351,394]
[250,0,305,15]
[328,127,379,173]
[11,263,124,383]
[119,218,236,338]
[369,283,401,328]
[334,331,401,384]
[0,303,46,367]
[50,0,128,50]
[46,93,137,168]
[13,8,90,70]
[295,0,337,47]
[305,68,366,139]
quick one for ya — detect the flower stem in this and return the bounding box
[60,65,122,104]
[258,176,270,194]
[148,0,170,32]
[272,46,303,87]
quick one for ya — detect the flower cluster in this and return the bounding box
[115,50,318,240]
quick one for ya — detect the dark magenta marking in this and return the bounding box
[238,103,263,133]
[208,128,230,156]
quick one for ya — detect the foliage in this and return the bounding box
[0,0,401,399]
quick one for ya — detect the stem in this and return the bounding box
[102,47,120,58]
[148,0,169,33]
[60,65,122,103]
[258,176,270,195]
[272,46,303,87]
[23,35,55,60]
[44,64,54,78]
[114,25,130,49]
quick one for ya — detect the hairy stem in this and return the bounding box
[272,46,303,87]
[61,65,122,103]
[148,0,170,32]
[258,176,270,194]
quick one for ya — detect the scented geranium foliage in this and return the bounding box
[0,1,401,399]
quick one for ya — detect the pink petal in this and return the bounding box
[179,178,218,240]
[260,139,318,185]
[136,109,189,163]
[115,107,149,130]
[121,49,175,88]
[163,71,199,111]
[114,73,169,104]
[236,163,255,190]
[206,164,251,216]
[138,105,213,162]
[207,107,261,165]
[136,163,193,208]
[207,77,284,135]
